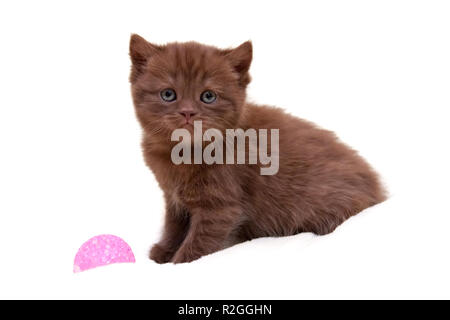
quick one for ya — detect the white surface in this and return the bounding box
[0,0,449,299]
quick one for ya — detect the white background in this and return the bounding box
[0,0,449,299]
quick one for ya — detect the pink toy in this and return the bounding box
[73,234,135,273]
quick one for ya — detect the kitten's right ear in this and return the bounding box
[129,34,161,82]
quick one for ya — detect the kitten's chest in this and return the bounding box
[148,156,206,204]
[166,168,209,207]
[147,149,240,207]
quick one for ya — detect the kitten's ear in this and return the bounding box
[223,41,253,87]
[129,34,161,82]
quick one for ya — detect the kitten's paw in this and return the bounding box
[149,244,174,264]
[171,249,200,264]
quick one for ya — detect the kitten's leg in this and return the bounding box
[171,206,241,264]
[149,205,190,264]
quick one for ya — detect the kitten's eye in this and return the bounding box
[160,89,177,102]
[200,90,217,104]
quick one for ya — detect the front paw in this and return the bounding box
[171,249,201,264]
[149,244,175,264]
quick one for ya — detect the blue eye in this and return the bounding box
[160,88,177,102]
[200,90,216,104]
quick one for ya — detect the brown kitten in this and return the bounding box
[129,34,386,264]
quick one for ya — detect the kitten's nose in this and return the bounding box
[179,111,197,122]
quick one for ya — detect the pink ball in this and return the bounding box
[73,234,135,273]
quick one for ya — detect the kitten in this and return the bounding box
[129,34,386,264]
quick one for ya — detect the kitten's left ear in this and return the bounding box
[223,41,253,87]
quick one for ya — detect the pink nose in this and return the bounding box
[179,111,197,121]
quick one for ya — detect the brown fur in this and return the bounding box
[129,34,386,264]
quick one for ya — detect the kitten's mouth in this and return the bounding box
[180,117,196,127]
[180,122,194,132]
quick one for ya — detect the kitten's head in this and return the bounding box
[129,34,252,137]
